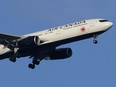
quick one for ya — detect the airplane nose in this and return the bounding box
[108,22,113,27]
[104,22,113,29]
[106,22,113,28]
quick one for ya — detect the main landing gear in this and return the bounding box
[28,60,40,69]
[9,51,19,62]
[93,35,98,44]
[9,57,16,62]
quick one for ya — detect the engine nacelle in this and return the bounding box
[48,48,72,60]
[17,36,40,48]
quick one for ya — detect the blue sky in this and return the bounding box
[0,0,116,87]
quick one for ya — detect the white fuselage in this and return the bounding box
[0,19,113,55]
[23,19,113,45]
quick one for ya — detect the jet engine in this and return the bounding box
[17,36,40,48]
[48,48,72,60]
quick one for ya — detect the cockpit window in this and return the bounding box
[99,20,108,22]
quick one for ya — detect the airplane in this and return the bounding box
[0,19,113,69]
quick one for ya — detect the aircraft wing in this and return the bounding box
[0,33,21,41]
[0,33,21,50]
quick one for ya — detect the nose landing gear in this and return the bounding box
[93,35,98,44]
[93,40,98,44]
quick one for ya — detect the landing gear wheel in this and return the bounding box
[93,40,98,44]
[28,64,35,69]
[9,58,16,62]
[33,60,40,65]
[93,35,98,44]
